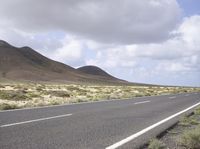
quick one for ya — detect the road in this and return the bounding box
[0,92,200,149]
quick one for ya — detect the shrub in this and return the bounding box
[0,90,30,101]
[50,100,60,105]
[0,84,5,88]
[148,139,166,149]
[0,103,18,110]
[135,93,144,97]
[179,116,199,126]
[27,93,40,98]
[77,98,85,102]
[67,86,87,93]
[194,107,200,115]
[178,126,200,149]
[36,86,43,91]
[47,91,70,98]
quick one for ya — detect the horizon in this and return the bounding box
[0,0,200,87]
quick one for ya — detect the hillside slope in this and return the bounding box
[0,40,127,84]
[77,66,114,78]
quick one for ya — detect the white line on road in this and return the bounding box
[169,96,176,99]
[106,101,200,149]
[134,101,150,105]
[0,113,72,128]
[185,94,189,96]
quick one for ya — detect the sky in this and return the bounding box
[0,0,200,86]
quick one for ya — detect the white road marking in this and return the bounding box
[0,113,72,128]
[134,101,150,105]
[185,94,189,96]
[169,96,176,99]
[106,101,200,149]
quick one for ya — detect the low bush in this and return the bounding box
[148,139,166,149]
[179,116,199,126]
[0,103,18,110]
[178,125,200,149]
[67,86,87,93]
[46,91,70,98]
[0,90,30,101]
[27,92,40,98]
[0,84,5,88]
[194,107,200,115]
[36,86,43,91]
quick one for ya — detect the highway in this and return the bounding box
[0,92,200,149]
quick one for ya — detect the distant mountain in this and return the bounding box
[0,40,127,84]
[0,40,11,47]
[77,66,116,79]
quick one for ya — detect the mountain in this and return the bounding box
[77,66,117,79]
[0,40,127,84]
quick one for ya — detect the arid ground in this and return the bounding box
[1,82,200,110]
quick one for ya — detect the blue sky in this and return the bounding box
[178,0,200,16]
[0,0,200,86]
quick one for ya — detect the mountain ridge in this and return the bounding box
[0,40,127,84]
[77,65,116,79]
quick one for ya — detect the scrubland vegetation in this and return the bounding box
[0,82,200,110]
[147,106,200,149]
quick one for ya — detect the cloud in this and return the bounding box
[0,0,181,44]
[0,0,199,86]
[0,28,63,55]
[0,28,86,66]
[86,15,200,86]
[49,35,85,66]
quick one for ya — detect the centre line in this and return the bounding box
[134,100,150,105]
[106,101,200,149]
[169,96,176,99]
[0,113,72,128]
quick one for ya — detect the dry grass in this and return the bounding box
[148,139,166,149]
[145,106,200,149]
[0,82,200,110]
[179,115,199,126]
[177,125,200,149]
[177,107,200,149]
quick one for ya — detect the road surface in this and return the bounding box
[0,92,200,149]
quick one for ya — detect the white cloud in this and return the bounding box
[85,15,200,85]
[50,35,84,66]
[178,15,200,50]
[0,1,199,86]
[0,27,63,55]
[0,0,181,44]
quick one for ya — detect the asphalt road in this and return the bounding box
[0,92,200,149]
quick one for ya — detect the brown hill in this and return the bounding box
[77,66,116,79]
[0,40,127,84]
